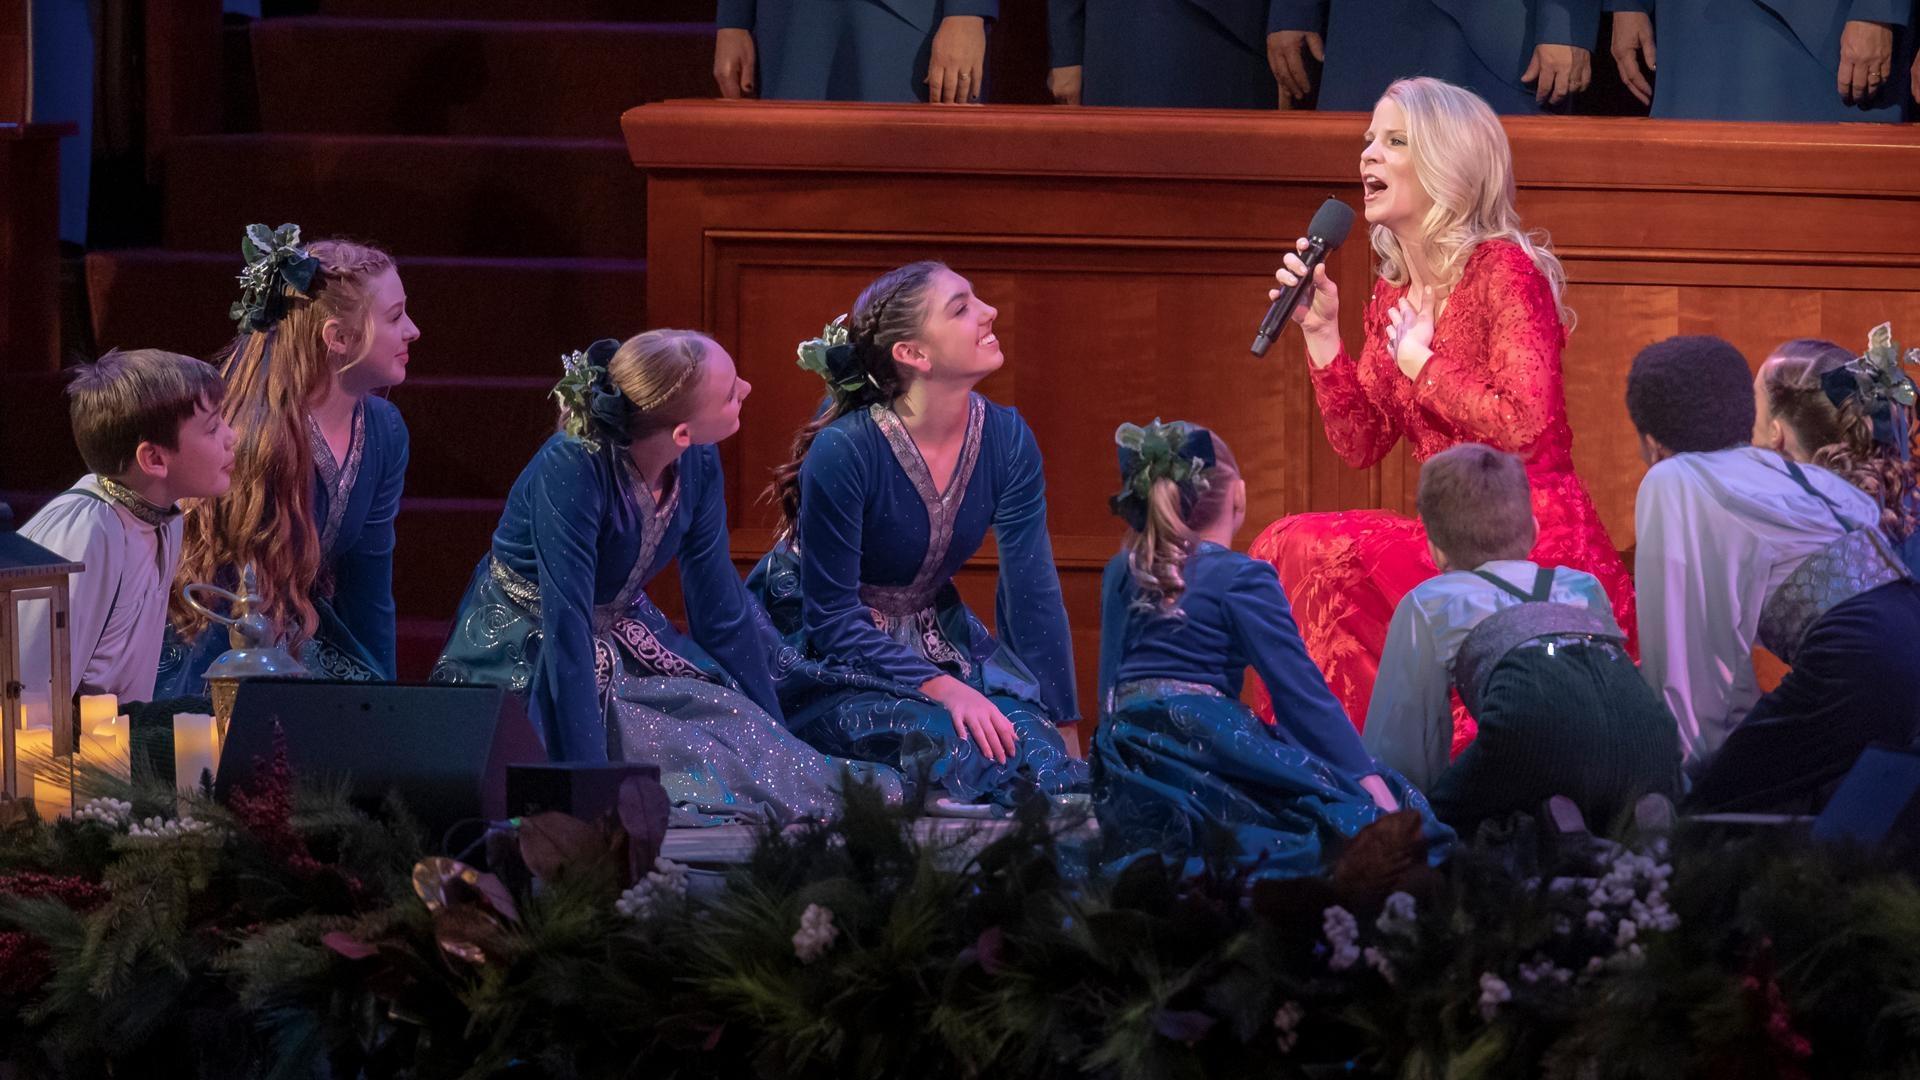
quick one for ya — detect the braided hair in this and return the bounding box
[767,261,946,540]
[1764,338,1920,542]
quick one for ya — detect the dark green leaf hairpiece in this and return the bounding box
[1110,419,1216,531]
[230,223,322,333]
[796,316,879,397]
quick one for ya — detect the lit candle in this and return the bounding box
[18,691,50,732]
[13,727,54,793]
[172,712,222,797]
[33,772,72,819]
[79,731,128,779]
[78,695,117,735]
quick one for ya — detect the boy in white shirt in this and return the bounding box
[1365,443,1680,830]
[18,350,235,704]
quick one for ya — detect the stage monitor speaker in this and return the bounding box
[507,762,662,822]
[1811,745,1920,849]
[214,679,546,837]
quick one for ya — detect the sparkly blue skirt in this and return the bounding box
[434,557,902,826]
[1094,680,1451,876]
[748,544,1089,807]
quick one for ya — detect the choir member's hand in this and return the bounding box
[924,675,1019,764]
[1839,20,1894,104]
[1609,12,1656,107]
[1358,774,1400,813]
[1048,65,1083,106]
[1386,288,1436,380]
[1912,51,1920,102]
[1272,237,1342,368]
[713,28,758,99]
[927,16,988,104]
[1522,43,1590,104]
[1266,31,1324,103]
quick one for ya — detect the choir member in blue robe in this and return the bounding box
[1606,0,1913,122]
[1092,420,1448,875]
[1046,0,1282,108]
[161,231,413,696]
[714,0,996,103]
[434,333,901,826]
[1269,0,1600,113]
[750,262,1089,809]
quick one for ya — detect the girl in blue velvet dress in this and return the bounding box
[163,226,413,694]
[433,332,900,826]
[1095,420,1449,874]
[750,261,1089,808]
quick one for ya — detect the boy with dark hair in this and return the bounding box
[1366,443,1680,831]
[1629,333,1920,813]
[18,350,235,703]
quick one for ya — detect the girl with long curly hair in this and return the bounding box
[159,225,415,694]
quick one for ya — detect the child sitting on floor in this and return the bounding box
[18,349,235,703]
[1364,443,1680,832]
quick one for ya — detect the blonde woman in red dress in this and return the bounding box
[1253,76,1634,745]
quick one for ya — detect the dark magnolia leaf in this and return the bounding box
[1151,1008,1217,1045]
[1331,810,1427,904]
[432,905,508,966]
[618,775,671,878]
[1110,851,1176,914]
[322,931,378,961]
[517,811,607,883]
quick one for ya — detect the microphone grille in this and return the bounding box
[1308,198,1356,249]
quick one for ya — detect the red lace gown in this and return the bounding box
[1248,239,1636,749]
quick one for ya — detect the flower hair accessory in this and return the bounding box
[230,223,322,333]
[1109,419,1217,532]
[1821,322,1920,458]
[796,315,880,398]
[551,339,634,451]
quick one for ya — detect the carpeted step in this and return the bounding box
[86,250,650,374]
[253,18,714,138]
[0,374,87,494]
[321,0,715,22]
[385,375,559,502]
[392,496,502,616]
[161,134,643,259]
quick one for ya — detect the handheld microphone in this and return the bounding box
[1252,198,1355,357]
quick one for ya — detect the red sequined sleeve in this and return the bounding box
[1308,282,1401,469]
[1410,244,1563,453]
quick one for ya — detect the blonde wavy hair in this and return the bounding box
[172,238,396,647]
[1121,432,1240,612]
[1370,77,1573,329]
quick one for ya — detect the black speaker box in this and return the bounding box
[214,679,545,837]
[506,762,662,822]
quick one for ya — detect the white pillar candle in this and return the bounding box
[18,691,50,732]
[172,712,223,798]
[78,694,117,735]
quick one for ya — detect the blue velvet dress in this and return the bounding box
[1048,0,1281,108]
[1605,0,1913,122]
[433,434,900,826]
[1270,0,1602,114]
[717,0,998,103]
[1095,543,1450,875]
[157,395,407,696]
[749,395,1089,806]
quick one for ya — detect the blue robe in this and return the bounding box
[717,0,998,102]
[434,434,899,825]
[749,394,1089,806]
[1271,0,1602,113]
[1095,544,1451,875]
[1048,0,1281,108]
[1606,0,1914,121]
[157,396,407,696]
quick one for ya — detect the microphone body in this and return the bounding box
[1251,197,1355,357]
[1251,234,1333,357]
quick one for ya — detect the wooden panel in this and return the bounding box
[0,125,73,373]
[0,0,26,124]
[625,102,1920,722]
